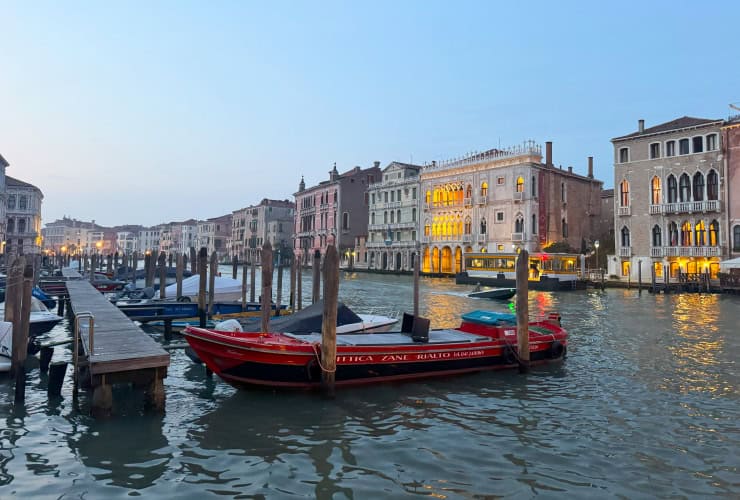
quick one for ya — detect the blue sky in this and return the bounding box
[2,1,738,227]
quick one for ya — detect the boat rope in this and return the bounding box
[311,342,336,374]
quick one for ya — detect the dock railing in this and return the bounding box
[73,312,95,398]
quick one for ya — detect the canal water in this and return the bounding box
[1,270,738,498]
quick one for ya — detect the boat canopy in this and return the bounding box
[461,310,516,326]
[719,257,740,272]
[238,300,363,334]
[164,274,242,297]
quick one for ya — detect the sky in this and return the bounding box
[2,0,739,228]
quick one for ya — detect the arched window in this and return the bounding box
[707,170,719,201]
[531,214,537,234]
[734,225,740,251]
[412,208,417,222]
[621,226,630,247]
[652,225,662,247]
[695,220,706,246]
[397,210,401,223]
[562,218,568,238]
[342,212,349,230]
[693,172,705,202]
[561,182,566,202]
[516,176,524,193]
[514,214,524,233]
[383,211,388,224]
[531,175,537,197]
[679,174,691,202]
[466,184,472,199]
[390,211,394,223]
[371,213,375,225]
[481,182,488,198]
[620,179,629,207]
[651,176,662,205]
[18,219,26,233]
[709,220,719,246]
[681,221,692,246]
[464,217,472,234]
[424,220,431,236]
[425,191,431,204]
[7,218,14,234]
[480,217,487,234]
[667,175,678,203]
[668,222,678,246]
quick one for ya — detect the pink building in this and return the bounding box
[294,163,381,266]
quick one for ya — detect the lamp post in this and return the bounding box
[95,240,103,271]
[594,240,600,272]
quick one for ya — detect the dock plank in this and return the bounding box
[66,280,170,376]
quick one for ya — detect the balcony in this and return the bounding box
[464,197,473,207]
[513,192,524,202]
[619,247,632,257]
[384,201,402,209]
[462,234,472,243]
[477,234,487,243]
[618,206,631,216]
[675,246,721,257]
[650,247,665,257]
[511,232,524,242]
[649,205,663,215]
[477,195,488,205]
[662,200,721,214]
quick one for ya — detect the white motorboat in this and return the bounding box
[1,322,12,372]
[0,297,63,337]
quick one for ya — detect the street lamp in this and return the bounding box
[594,240,600,271]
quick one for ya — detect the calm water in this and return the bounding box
[1,270,738,498]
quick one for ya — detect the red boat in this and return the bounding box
[182,310,567,389]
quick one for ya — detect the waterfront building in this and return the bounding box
[42,217,98,256]
[6,176,44,256]
[294,163,381,266]
[420,142,603,274]
[138,227,161,254]
[231,199,295,263]
[158,220,197,256]
[361,161,422,271]
[116,231,138,254]
[0,154,7,255]
[610,117,726,280]
[197,214,232,261]
[722,113,740,258]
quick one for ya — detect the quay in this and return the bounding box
[62,268,169,415]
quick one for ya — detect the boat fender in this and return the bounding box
[503,344,517,365]
[549,340,565,359]
[177,296,191,302]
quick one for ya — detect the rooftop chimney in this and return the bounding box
[568,166,573,174]
[588,156,594,178]
[432,160,437,167]
[638,119,645,133]
[545,141,553,166]
[373,161,380,168]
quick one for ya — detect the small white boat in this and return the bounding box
[1,322,12,372]
[0,297,63,337]
[164,275,243,302]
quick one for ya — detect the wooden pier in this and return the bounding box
[65,279,169,415]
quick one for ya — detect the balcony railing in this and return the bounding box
[662,200,720,214]
[463,197,473,207]
[649,205,663,215]
[618,206,631,216]
[513,192,524,202]
[462,234,472,243]
[619,247,632,257]
[674,246,721,257]
[511,232,524,242]
[650,247,665,257]
[477,234,487,243]
[477,195,488,205]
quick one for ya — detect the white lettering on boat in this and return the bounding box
[336,350,487,364]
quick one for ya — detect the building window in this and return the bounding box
[497,176,505,185]
[679,139,690,155]
[531,176,537,197]
[7,194,15,210]
[733,225,740,251]
[371,193,376,204]
[19,196,28,210]
[495,211,504,223]
[424,221,430,236]
[679,174,691,202]
[706,134,718,151]
[651,176,662,205]
[562,218,568,238]
[621,226,630,247]
[397,210,401,223]
[532,214,537,234]
[561,182,566,202]
[7,218,14,234]
[649,143,660,159]
[411,231,416,241]
[18,219,26,234]
[371,213,375,225]
[481,182,488,199]
[390,211,394,223]
[383,212,388,224]
[652,225,662,247]
[515,215,524,233]
[693,172,705,201]
[412,208,416,222]
[692,136,703,153]
[412,187,417,200]
[707,170,719,201]
[464,217,472,234]
[695,220,706,246]
[619,179,630,207]
[621,261,631,277]
[669,222,678,246]
[666,141,675,157]
[681,221,692,246]
[667,175,678,203]
[480,217,487,234]
[516,176,524,193]
[425,191,431,204]
[709,220,719,246]
[619,148,629,163]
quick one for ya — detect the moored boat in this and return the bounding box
[0,297,63,337]
[183,309,566,389]
[467,287,517,300]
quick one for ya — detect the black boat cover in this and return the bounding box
[237,300,362,334]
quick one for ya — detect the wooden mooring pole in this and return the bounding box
[275,251,283,317]
[260,243,273,333]
[232,255,238,280]
[241,262,248,310]
[515,249,530,373]
[190,247,197,275]
[176,254,184,299]
[158,252,167,299]
[413,249,420,317]
[6,258,24,378]
[312,249,321,304]
[321,245,339,397]
[15,262,33,402]
[209,252,217,317]
[296,258,303,311]
[638,260,642,293]
[250,259,256,303]
[198,248,208,328]
[289,256,296,311]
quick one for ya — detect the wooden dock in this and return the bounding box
[65,279,169,415]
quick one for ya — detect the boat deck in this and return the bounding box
[283,329,492,346]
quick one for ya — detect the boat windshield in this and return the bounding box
[30,297,49,313]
